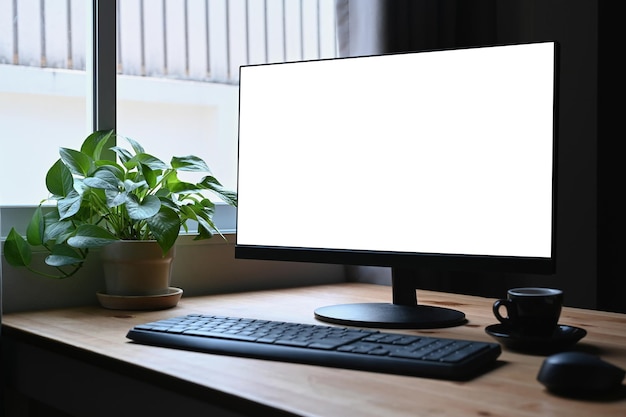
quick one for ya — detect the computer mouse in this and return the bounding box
[537,351,625,395]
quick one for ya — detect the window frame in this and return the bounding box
[91,0,117,133]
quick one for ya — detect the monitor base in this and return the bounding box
[314,302,467,329]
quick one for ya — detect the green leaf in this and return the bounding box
[171,155,211,172]
[43,216,75,243]
[59,147,95,177]
[45,244,85,267]
[195,224,215,240]
[57,190,83,220]
[81,130,114,160]
[104,189,126,207]
[199,176,238,206]
[200,198,216,210]
[146,206,181,255]
[168,180,203,194]
[195,207,221,238]
[111,146,134,164]
[45,159,74,197]
[125,194,161,220]
[200,175,222,186]
[178,202,219,240]
[184,199,215,217]
[123,179,147,193]
[4,228,33,267]
[179,204,198,220]
[157,196,179,211]
[141,163,158,188]
[94,161,125,179]
[83,169,120,191]
[25,206,45,246]
[67,224,119,248]
[128,153,167,171]
[72,177,87,196]
[123,135,145,155]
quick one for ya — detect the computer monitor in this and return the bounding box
[235,41,558,329]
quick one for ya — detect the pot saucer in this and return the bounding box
[485,323,587,354]
[97,287,183,310]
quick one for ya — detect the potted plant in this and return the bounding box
[4,129,237,308]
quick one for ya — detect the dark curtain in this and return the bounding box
[335,0,499,57]
[334,1,625,312]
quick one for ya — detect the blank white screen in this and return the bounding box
[237,42,555,258]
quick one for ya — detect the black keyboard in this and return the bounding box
[126,314,501,380]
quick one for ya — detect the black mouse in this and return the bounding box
[537,351,625,395]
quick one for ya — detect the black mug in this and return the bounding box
[493,288,563,337]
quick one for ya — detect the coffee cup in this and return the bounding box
[492,287,563,337]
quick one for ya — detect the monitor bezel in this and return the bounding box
[234,41,560,328]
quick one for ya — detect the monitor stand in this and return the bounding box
[314,267,467,329]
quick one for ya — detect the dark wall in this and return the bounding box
[373,1,622,312]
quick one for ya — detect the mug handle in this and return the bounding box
[493,299,512,324]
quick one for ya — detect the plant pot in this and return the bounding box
[97,240,182,310]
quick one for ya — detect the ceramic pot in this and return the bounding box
[100,240,176,296]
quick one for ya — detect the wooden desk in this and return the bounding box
[2,283,626,416]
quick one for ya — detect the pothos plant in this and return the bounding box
[4,129,237,279]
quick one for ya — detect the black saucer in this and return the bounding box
[485,323,587,353]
